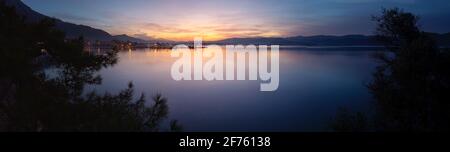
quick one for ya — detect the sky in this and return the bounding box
[22,0,450,41]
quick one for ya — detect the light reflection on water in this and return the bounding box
[88,47,378,131]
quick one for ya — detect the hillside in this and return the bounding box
[3,0,145,42]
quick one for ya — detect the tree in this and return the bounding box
[370,8,450,131]
[0,2,180,132]
[333,8,450,131]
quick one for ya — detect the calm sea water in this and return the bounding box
[89,47,380,131]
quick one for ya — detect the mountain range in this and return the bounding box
[3,0,450,46]
[210,35,380,46]
[3,0,155,42]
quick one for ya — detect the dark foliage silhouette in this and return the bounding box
[333,8,450,131]
[0,2,180,132]
[330,108,368,132]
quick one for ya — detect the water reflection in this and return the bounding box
[88,48,378,131]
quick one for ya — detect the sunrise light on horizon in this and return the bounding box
[22,0,450,41]
[3,0,450,146]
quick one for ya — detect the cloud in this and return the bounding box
[141,22,195,33]
[133,33,155,40]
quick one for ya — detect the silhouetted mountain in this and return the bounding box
[56,23,113,41]
[287,35,378,46]
[132,34,175,43]
[212,35,379,46]
[112,34,175,44]
[213,34,450,46]
[3,0,146,42]
[112,34,148,43]
[212,37,298,45]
